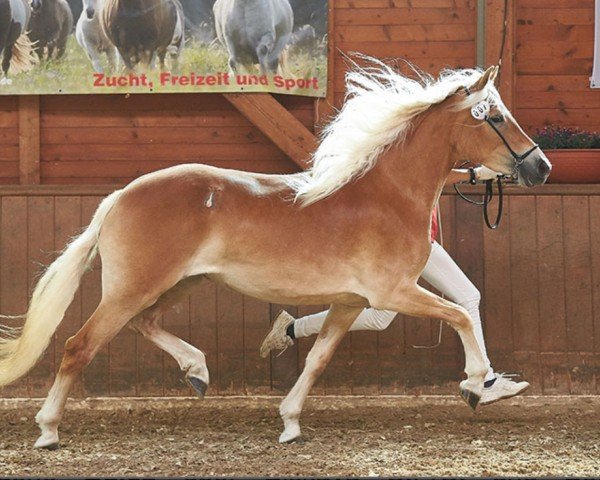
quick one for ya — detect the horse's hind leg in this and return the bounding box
[129,277,210,397]
[279,304,362,443]
[34,295,155,449]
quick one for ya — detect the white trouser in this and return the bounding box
[293,241,495,382]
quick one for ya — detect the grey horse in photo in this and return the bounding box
[213,0,293,75]
[76,0,118,72]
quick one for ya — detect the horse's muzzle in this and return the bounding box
[86,8,95,19]
[518,152,552,187]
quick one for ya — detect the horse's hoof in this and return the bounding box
[186,376,208,399]
[459,385,481,411]
[279,434,304,444]
[33,437,60,451]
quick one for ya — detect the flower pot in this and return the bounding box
[544,149,600,184]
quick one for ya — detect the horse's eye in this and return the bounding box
[490,115,504,123]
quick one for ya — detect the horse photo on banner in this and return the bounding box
[0,0,328,96]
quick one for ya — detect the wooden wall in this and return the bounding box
[0,185,598,399]
[0,0,599,397]
[515,0,599,133]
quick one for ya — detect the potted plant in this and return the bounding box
[533,126,600,184]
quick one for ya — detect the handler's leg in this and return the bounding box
[279,304,362,443]
[381,284,488,410]
[421,241,529,404]
[260,308,396,357]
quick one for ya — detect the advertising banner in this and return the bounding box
[0,0,328,97]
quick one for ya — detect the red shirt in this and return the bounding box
[430,205,439,243]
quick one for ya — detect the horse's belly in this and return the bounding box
[207,267,367,307]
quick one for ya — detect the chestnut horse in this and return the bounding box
[0,61,550,449]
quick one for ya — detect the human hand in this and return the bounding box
[475,165,503,181]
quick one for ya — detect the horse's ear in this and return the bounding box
[471,65,499,92]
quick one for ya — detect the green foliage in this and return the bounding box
[533,125,600,150]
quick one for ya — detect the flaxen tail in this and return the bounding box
[0,189,123,386]
[9,33,38,74]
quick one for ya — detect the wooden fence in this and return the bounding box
[0,0,598,397]
[0,184,598,398]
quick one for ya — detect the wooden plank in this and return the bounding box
[535,196,569,394]
[18,96,40,185]
[377,312,405,394]
[509,196,541,393]
[53,196,84,398]
[216,284,245,394]
[80,197,108,396]
[516,75,596,92]
[515,92,600,110]
[335,24,477,42]
[336,0,476,7]
[42,126,271,146]
[189,280,217,397]
[590,197,600,395]
[486,0,516,110]
[41,143,289,162]
[296,305,327,395]
[351,327,379,395]
[243,296,271,395]
[516,24,594,42]
[336,41,476,59]
[161,293,191,396]
[26,197,55,397]
[41,109,315,129]
[515,58,593,75]
[0,197,29,397]
[516,8,594,25]
[315,0,336,131]
[269,304,299,395]
[518,0,594,7]
[482,197,513,359]
[336,8,476,26]
[562,197,594,394]
[224,93,317,168]
[516,41,593,59]
[40,160,298,183]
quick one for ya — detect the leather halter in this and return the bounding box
[453,86,539,229]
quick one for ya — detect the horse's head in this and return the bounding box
[30,0,42,12]
[82,0,98,19]
[451,66,551,187]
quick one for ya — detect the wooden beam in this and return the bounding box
[485,0,516,110]
[18,95,40,184]
[224,92,317,169]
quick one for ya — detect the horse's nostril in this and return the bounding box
[86,8,95,18]
[538,158,550,176]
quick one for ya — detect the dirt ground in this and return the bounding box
[0,396,598,477]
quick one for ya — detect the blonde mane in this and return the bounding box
[286,56,496,206]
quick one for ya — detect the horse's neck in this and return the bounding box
[371,109,455,213]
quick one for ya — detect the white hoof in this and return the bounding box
[0,78,12,85]
[279,420,301,444]
[34,431,60,450]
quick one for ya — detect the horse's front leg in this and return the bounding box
[279,303,362,443]
[378,284,488,409]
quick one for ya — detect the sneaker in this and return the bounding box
[259,310,295,358]
[479,373,530,406]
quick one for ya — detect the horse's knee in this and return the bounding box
[129,313,159,336]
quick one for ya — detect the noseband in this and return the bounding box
[454,86,539,229]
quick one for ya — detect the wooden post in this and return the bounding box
[18,95,40,184]
[485,0,516,110]
[314,0,336,133]
[224,93,317,169]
